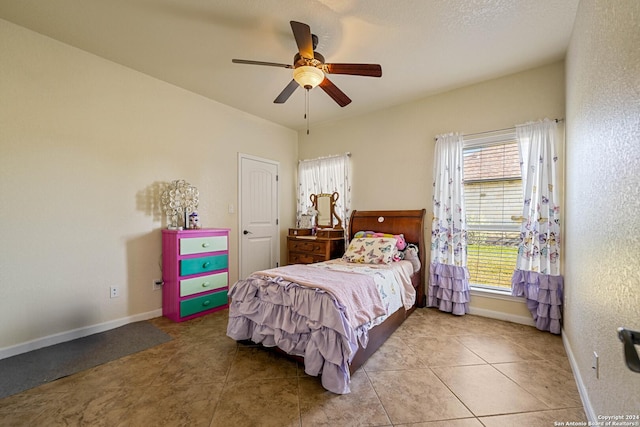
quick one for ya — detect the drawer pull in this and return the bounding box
[202,281,211,288]
[202,300,211,307]
[202,261,210,268]
[202,242,210,248]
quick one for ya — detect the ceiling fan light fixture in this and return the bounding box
[293,66,324,89]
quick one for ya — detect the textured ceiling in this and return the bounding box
[0,0,579,130]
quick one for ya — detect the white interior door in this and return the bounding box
[239,154,279,279]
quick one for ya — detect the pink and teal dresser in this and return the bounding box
[162,228,230,322]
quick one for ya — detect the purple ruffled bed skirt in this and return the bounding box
[427,262,470,316]
[227,275,360,394]
[511,270,563,334]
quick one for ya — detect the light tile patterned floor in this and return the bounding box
[0,308,587,426]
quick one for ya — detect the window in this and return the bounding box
[463,132,522,290]
[297,153,351,225]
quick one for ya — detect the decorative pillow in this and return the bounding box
[343,237,398,264]
[353,231,407,250]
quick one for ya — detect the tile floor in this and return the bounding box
[0,308,587,426]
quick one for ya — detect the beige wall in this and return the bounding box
[0,19,298,352]
[4,1,638,416]
[298,61,566,321]
[564,0,640,418]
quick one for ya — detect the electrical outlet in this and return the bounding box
[592,351,599,379]
[110,286,120,298]
[153,279,163,291]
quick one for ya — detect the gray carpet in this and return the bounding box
[0,321,172,399]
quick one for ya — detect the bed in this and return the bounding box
[226,209,426,393]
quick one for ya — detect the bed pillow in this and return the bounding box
[342,237,398,264]
[353,231,407,250]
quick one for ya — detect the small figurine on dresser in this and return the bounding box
[188,211,201,229]
[298,213,315,230]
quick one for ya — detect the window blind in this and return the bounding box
[463,136,522,289]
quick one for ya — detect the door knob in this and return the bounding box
[618,327,640,373]
[243,230,252,235]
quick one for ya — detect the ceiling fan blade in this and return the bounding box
[290,21,314,59]
[319,77,352,107]
[232,59,293,69]
[274,79,299,104]
[323,63,382,77]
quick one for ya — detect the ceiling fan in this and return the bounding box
[232,21,382,107]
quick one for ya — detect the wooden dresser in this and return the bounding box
[287,228,345,265]
[162,228,230,322]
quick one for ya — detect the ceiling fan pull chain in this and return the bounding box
[305,88,310,135]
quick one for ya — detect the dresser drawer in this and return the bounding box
[289,252,327,264]
[180,236,227,255]
[180,291,228,317]
[180,272,228,297]
[287,239,327,255]
[163,228,230,322]
[180,254,228,276]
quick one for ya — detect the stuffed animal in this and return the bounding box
[403,243,421,273]
[394,234,407,250]
[188,211,201,229]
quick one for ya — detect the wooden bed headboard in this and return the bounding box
[348,209,427,307]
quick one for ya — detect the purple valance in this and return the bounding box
[427,262,470,316]
[511,269,563,334]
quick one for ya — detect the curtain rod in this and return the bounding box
[299,152,351,163]
[435,118,564,140]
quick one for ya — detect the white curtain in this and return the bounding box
[427,133,470,315]
[297,153,351,227]
[511,119,563,334]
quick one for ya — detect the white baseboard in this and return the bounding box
[468,306,536,327]
[0,309,163,360]
[562,329,596,423]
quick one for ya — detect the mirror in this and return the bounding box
[310,192,342,229]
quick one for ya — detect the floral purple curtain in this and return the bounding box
[428,133,470,315]
[511,119,563,334]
